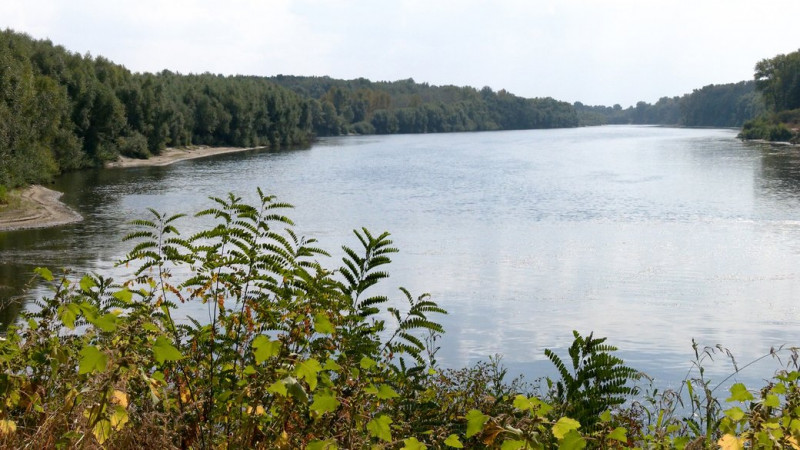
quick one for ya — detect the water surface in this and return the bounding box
[3,125,800,387]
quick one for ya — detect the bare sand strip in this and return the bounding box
[0,146,260,232]
[105,145,263,168]
[0,185,82,231]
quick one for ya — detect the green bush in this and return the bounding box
[350,121,376,135]
[116,132,151,159]
[1,190,800,449]
[739,115,798,142]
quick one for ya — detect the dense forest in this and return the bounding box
[0,29,313,189]
[574,81,764,128]
[0,29,579,190]
[267,75,578,135]
[0,28,778,192]
[738,49,800,142]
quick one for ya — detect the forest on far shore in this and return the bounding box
[0,28,769,191]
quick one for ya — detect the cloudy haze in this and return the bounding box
[1,0,798,106]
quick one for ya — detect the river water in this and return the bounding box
[3,125,800,388]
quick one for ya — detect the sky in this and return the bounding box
[1,0,799,107]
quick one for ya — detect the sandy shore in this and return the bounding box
[0,185,82,232]
[0,146,261,232]
[105,145,263,168]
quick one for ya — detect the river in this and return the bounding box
[3,125,800,388]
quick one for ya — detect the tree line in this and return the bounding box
[574,81,764,128]
[0,28,779,191]
[0,29,580,190]
[0,29,315,189]
[739,49,800,142]
[268,75,579,136]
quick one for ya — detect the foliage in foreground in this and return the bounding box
[1,191,800,448]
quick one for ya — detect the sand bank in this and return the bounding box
[105,145,263,168]
[0,146,262,231]
[0,185,82,231]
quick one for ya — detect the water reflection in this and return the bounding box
[2,127,800,388]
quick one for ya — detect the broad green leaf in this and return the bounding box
[402,437,427,449]
[725,406,745,421]
[88,313,118,333]
[59,303,80,329]
[252,335,281,364]
[513,394,532,411]
[552,417,581,440]
[558,430,586,450]
[764,394,780,408]
[772,383,787,395]
[465,409,488,438]
[360,356,377,370]
[727,383,754,402]
[310,393,340,414]
[34,267,53,281]
[600,410,612,423]
[112,288,133,304]
[313,313,335,334]
[307,440,338,450]
[367,415,393,442]
[296,358,323,391]
[533,398,553,417]
[93,419,112,444]
[501,440,525,450]
[323,358,342,371]
[607,427,627,442]
[153,336,183,363]
[379,384,400,399]
[267,380,287,397]
[444,434,463,448]
[78,302,99,320]
[80,275,97,293]
[79,345,107,374]
[513,394,552,417]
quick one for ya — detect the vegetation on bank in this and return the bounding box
[0,27,775,194]
[738,49,800,143]
[575,81,764,128]
[1,191,799,449]
[0,29,578,192]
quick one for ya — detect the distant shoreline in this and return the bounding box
[105,145,265,168]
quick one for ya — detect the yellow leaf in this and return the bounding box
[180,386,191,403]
[112,390,129,408]
[552,417,581,440]
[0,420,16,434]
[717,434,744,450]
[93,419,112,444]
[110,406,129,430]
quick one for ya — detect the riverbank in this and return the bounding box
[105,145,264,168]
[0,146,264,232]
[0,185,82,231]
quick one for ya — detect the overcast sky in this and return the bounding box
[1,0,798,107]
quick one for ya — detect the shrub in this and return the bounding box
[0,190,448,448]
[116,132,151,159]
[2,189,800,449]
